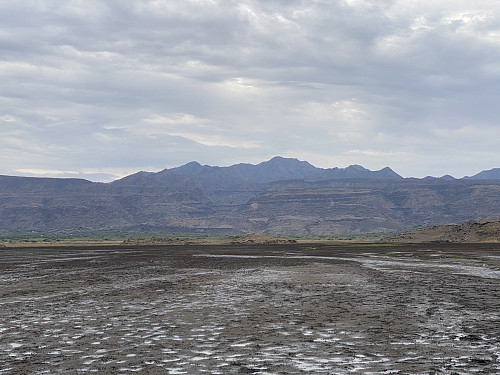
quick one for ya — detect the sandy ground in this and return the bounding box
[0,243,499,374]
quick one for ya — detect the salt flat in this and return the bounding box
[0,243,499,374]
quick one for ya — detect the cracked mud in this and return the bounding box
[0,243,499,374]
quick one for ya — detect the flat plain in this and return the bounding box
[0,243,499,374]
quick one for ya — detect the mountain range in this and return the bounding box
[1,156,500,236]
[113,156,402,189]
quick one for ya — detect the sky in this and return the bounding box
[1,0,500,181]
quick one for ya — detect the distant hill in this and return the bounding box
[465,168,500,180]
[0,175,94,193]
[386,220,500,243]
[1,157,500,236]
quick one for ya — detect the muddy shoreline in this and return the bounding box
[1,243,499,374]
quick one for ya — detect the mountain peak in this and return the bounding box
[261,156,315,167]
[172,161,206,174]
[439,174,456,180]
[346,164,369,171]
[376,166,401,178]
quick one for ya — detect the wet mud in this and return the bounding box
[0,243,499,374]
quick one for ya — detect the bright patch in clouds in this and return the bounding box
[163,132,261,149]
[0,115,17,122]
[144,113,202,126]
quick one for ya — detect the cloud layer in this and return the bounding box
[1,0,499,180]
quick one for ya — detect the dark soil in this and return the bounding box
[0,243,499,374]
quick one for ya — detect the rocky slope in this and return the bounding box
[387,220,500,242]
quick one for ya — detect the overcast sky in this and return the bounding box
[1,0,499,181]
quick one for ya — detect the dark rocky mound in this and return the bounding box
[122,233,297,246]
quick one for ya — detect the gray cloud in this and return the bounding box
[1,0,499,181]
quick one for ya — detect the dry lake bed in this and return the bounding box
[0,243,499,374]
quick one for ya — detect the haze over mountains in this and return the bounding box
[1,157,500,236]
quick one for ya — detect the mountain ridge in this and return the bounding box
[113,156,402,188]
[114,157,500,185]
[1,157,500,236]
